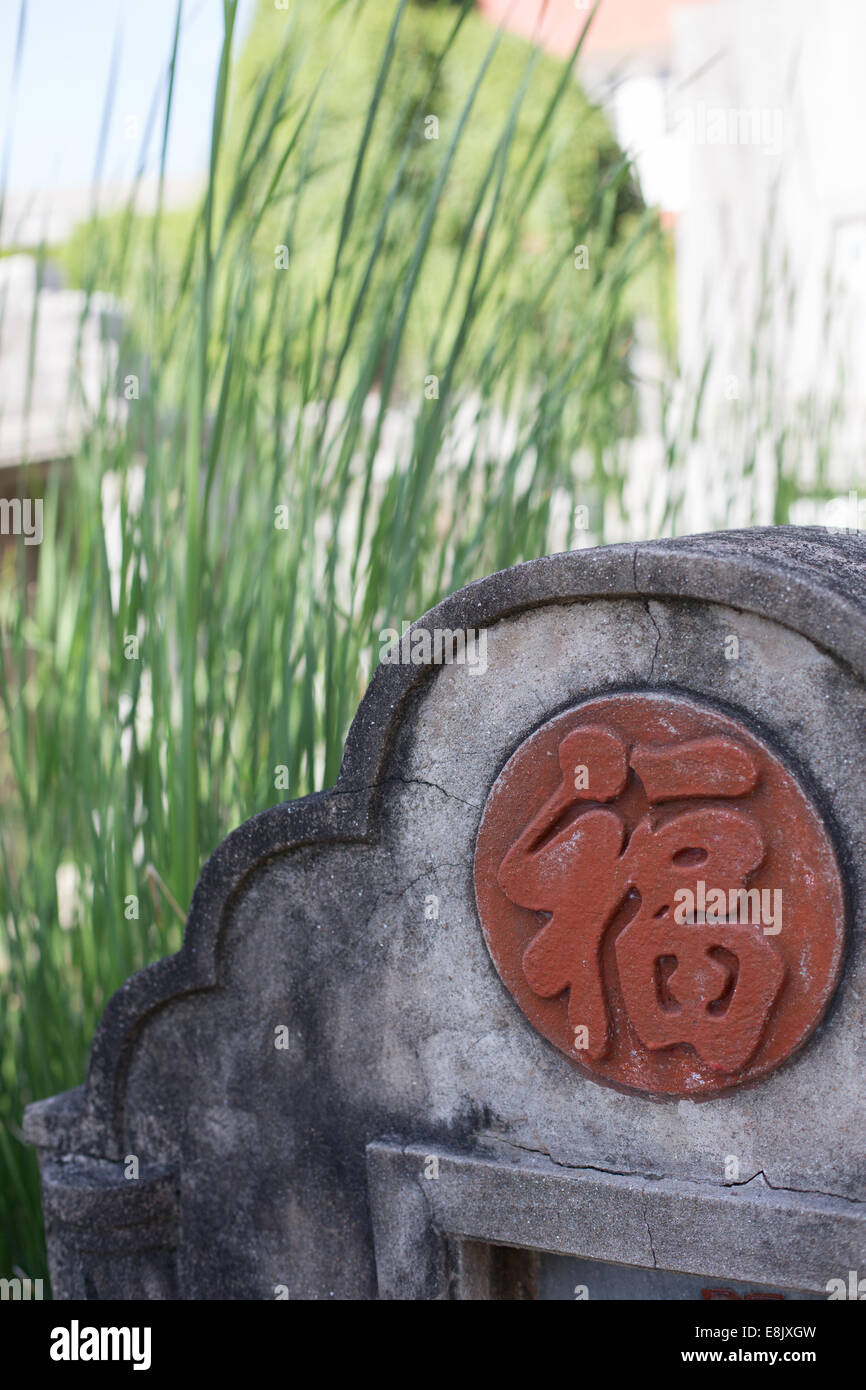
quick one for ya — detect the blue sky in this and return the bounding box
[0,0,257,192]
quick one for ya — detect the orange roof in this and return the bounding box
[477,0,714,61]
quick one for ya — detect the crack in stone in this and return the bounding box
[362,858,467,935]
[645,603,663,679]
[725,1168,866,1206]
[364,867,439,929]
[327,777,478,810]
[383,775,480,810]
[633,548,662,678]
[486,1133,665,1181]
[487,1136,866,1206]
[642,1191,658,1268]
[725,1168,773,1191]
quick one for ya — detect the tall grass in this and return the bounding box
[0,0,663,1284]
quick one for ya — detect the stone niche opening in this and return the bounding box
[456,1246,822,1302]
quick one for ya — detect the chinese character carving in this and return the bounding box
[474,694,845,1097]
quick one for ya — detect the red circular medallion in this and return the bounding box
[473,692,845,1098]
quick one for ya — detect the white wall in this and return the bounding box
[673,0,866,463]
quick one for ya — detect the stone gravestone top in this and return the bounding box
[24,526,866,1300]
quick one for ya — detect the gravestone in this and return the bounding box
[24,526,866,1300]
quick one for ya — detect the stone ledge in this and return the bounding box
[367,1141,865,1298]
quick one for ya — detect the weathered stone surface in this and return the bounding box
[23,527,866,1298]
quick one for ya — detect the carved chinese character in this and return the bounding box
[474,694,845,1097]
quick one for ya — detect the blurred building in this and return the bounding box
[673,0,866,451]
[0,178,196,478]
[0,253,125,471]
[480,0,866,525]
[478,0,715,220]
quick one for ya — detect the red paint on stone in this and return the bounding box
[473,693,845,1098]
